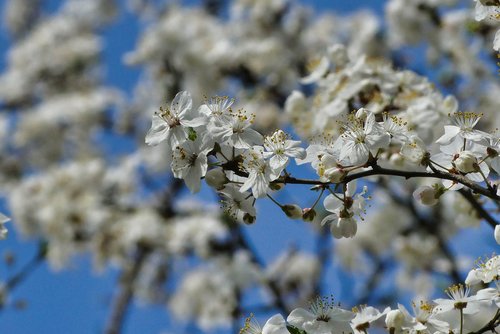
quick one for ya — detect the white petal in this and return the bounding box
[169,127,187,147]
[300,56,329,84]
[475,2,489,21]
[320,213,337,227]
[0,213,9,223]
[490,157,500,175]
[181,116,207,127]
[287,308,316,328]
[262,314,288,334]
[269,155,288,173]
[436,126,461,145]
[145,115,169,146]
[346,180,357,196]
[240,173,257,194]
[184,161,204,193]
[171,91,192,117]
[330,220,344,239]
[323,194,343,212]
[494,29,500,51]
[252,174,269,198]
[285,146,306,160]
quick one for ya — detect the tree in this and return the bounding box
[0,0,499,333]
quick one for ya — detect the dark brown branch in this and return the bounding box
[458,189,498,229]
[381,181,462,284]
[313,226,331,298]
[105,177,184,334]
[0,243,45,309]
[104,245,149,334]
[355,255,386,305]
[278,166,500,202]
[234,226,290,314]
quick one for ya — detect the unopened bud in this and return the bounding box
[413,185,442,206]
[453,151,479,174]
[487,146,498,158]
[385,309,404,333]
[282,204,302,219]
[302,208,317,222]
[269,183,284,191]
[205,168,228,190]
[243,213,256,225]
[324,167,346,183]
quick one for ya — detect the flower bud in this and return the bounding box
[302,208,316,222]
[453,151,479,174]
[205,168,228,190]
[324,167,346,183]
[282,204,303,219]
[243,213,256,225]
[487,146,498,158]
[413,185,440,206]
[269,183,284,191]
[385,309,404,333]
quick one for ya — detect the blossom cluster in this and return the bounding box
[242,253,500,334]
[146,87,500,245]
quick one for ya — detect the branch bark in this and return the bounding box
[278,166,500,202]
[104,245,149,334]
[458,189,498,228]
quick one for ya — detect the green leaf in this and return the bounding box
[287,325,307,334]
[188,127,197,141]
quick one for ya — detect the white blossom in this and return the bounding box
[336,110,390,166]
[240,147,280,198]
[263,130,306,174]
[145,91,206,147]
[350,306,389,334]
[287,296,354,334]
[171,135,214,193]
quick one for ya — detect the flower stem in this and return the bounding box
[266,194,283,208]
[460,307,464,334]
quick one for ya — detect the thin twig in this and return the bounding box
[458,189,498,229]
[105,177,184,334]
[104,245,149,334]
[235,226,290,314]
[279,167,500,201]
[0,243,45,309]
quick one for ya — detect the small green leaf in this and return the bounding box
[287,325,307,334]
[188,127,197,141]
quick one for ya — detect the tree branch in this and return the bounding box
[104,245,149,334]
[234,226,290,314]
[277,166,500,201]
[0,243,45,309]
[381,181,462,284]
[458,189,498,229]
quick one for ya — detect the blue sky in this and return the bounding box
[0,1,495,333]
